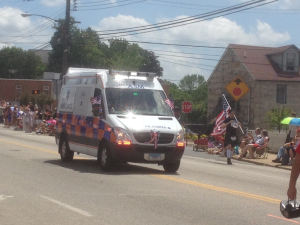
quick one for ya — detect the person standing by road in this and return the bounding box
[287,143,300,200]
[0,100,4,124]
[221,109,242,165]
[286,112,298,143]
[4,103,12,128]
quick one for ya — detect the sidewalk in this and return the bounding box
[187,141,292,171]
[231,153,292,171]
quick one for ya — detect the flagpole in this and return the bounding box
[222,94,244,134]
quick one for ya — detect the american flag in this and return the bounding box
[92,95,101,105]
[211,96,231,136]
[165,98,174,110]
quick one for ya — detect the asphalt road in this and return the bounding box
[0,127,297,225]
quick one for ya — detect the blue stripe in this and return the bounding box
[93,128,98,139]
[80,126,86,137]
[86,116,94,128]
[99,120,105,130]
[67,114,72,124]
[71,125,76,135]
[104,131,111,141]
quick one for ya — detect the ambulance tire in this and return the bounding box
[59,136,74,162]
[163,160,180,173]
[98,142,113,171]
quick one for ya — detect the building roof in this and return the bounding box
[229,44,300,81]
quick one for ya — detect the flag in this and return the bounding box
[92,95,101,105]
[211,96,231,136]
[165,98,174,110]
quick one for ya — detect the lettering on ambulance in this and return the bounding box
[128,84,145,89]
[144,125,171,130]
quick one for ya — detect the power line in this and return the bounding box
[159,59,213,71]
[75,0,147,11]
[94,0,271,34]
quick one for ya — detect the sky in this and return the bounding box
[0,0,299,83]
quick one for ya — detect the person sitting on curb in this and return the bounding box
[272,128,300,164]
[239,128,262,156]
[237,130,269,159]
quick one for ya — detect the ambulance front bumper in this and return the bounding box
[109,143,185,164]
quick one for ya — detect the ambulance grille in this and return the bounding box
[133,133,174,144]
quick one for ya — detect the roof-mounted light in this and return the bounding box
[109,69,156,79]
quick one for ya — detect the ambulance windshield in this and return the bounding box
[105,88,173,116]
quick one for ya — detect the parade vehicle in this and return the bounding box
[55,68,185,173]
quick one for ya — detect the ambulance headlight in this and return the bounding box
[177,129,184,141]
[114,127,132,141]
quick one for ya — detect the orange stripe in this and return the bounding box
[86,127,93,139]
[66,124,71,135]
[98,129,104,140]
[57,123,62,132]
[75,125,81,136]
[110,132,117,143]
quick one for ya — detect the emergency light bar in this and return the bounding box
[109,69,156,78]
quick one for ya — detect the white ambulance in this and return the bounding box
[56,68,185,173]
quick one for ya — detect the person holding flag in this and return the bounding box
[221,109,242,165]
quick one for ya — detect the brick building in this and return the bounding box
[208,44,300,130]
[0,79,52,106]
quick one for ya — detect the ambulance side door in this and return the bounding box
[71,86,93,154]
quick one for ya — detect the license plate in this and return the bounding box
[146,153,163,161]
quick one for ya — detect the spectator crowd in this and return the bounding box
[0,100,57,136]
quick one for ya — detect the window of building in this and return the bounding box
[287,53,296,71]
[277,85,287,104]
[43,85,50,95]
[15,84,22,102]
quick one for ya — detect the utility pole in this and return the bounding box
[62,0,71,75]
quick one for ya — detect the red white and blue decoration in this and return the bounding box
[145,130,160,149]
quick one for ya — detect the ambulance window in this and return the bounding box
[90,88,105,119]
[105,88,173,116]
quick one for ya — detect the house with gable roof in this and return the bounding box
[207,44,300,130]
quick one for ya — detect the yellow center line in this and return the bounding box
[1,137,282,204]
[152,175,281,204]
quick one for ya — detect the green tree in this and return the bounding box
[48,22,163,75]
[139,50,163,76]
[264,106,291,132]
[0,47,46,79]
[166,74,208,124]
[108,39,143,71]
[178,74,206,93]
[48,19,109,72]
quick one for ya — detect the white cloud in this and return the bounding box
[41,0,65,7]
[93,15,290,82]
[278,0,300,9]
[0,7,54,50]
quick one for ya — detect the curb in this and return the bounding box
[231,157,292,171]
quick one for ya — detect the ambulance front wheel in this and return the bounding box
[59,136,74,162]
[98,142,113,171]
[163,160,180,173]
